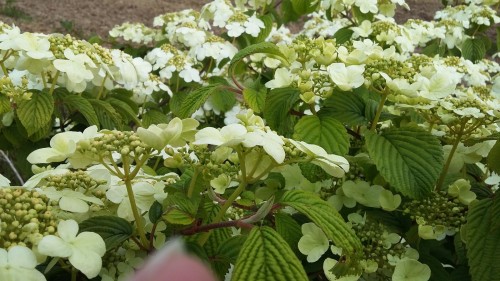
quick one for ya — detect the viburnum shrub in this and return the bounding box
[0,0,499,280]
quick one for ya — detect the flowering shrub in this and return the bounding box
[0,0,499,280]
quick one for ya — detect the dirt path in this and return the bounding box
[0,0,442,37]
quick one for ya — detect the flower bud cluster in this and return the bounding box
[364,58,415,90]
[90,130,149,158]
[402,191,467,234]
[0,188,57,249]
[48,34,113,65]
[351,218,407,271]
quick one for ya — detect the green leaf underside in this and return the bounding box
[142,109,169,127]
[487,140,500,174]
[280,190,362,255]
[294,115,349,155]
[365,126,443,199]
[466,197,500,281]
[243,87,267,113]
[79,216,133,250]
[231,226,308,281]
[461,38,486,62]
[275,213,302,256]
[17,90,54,136]
[89,99,122,129]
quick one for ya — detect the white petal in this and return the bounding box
[68,248,103,279]
[59,196,89,213]
[7,246,37,268]
[74,232,106,257]
[26,148,65,164]
[194,127,224,145]
[57,220,79,241]
[263,141,285,163]
[37,235,72,258]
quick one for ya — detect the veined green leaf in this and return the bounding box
[253,14,274,43]
[62,94,99,126]
[79,216,133,250]
[461,37,486,62]
[142,109,169,127]
[293,115,349,155]
[16,89,54,136]
[0,95,10,115]
[365,126,443,199]
[263,87,300,136]
[228,42,288,77]
[107,97,141,126]
[88,99,123,129]
[465,196,500,281]
[275,213,302,256]
[231,226,308,281]
[333,27,354,44]
[322,90,368,126]
[177,84,223,118]
[209,87,236,112]
[243,87,267,113]
[280,190,363,255]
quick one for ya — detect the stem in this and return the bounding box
[41,71,48,89]
[123,156,149,247]
[96,73,108,100]
[197,180,247,246]
[182,218,254,235]
[71,266,77,281]
[187,167,199,198]
[435,122,466,190]
[370,93,388,131]
[0,150,24,185]
[49,71,60,95]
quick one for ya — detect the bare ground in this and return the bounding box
[0,0,443,38]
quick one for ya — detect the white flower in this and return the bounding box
[39,187,104,213]
[38,220,106,279]
[265,68,295,89]
[137,118,199,150]
[27,131,84,164]
[242,129,286,163]
[327,63,365,91]
[194,124,247,147]
[289,140,350,177]
[298,223,329,263]
[53,49,95,92]
[350,20,373,38]
[244,14,265,37]
[226,22,245,37]
[210,174,238,194]
[392,259,431,281]
[0,246,46,281]
[355,0,378,14]
[341,180,383,208]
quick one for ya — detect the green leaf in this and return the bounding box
[16,89,54,136]
[263,87,300,136]
[163,193,198,225]
[142,109,169,127]
[243,87,267,113]
[0,95,10,115]
[465,196,500,281]
[281,0,301,23]
[275,213,302,256]
[497,26,500,52]
[62,94,99,126]
[79,216,133,250]
[228,42,288,77]
[290,0,317,14]
[177,84,222,118]
[333,27,354,44]
[88,99,123,129]
[107,97,141,125]
[148,201,163,223]
[280,190,362,255]
[209,88,236,112]
[461,37,486,62]
[365,126,444,199]
[293,115,349,155]
[487,141,500,174]
[322,90,368,126]
[231,226,308,281]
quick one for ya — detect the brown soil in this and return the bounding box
[0,0,443,37]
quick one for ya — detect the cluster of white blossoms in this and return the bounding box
[0,25,153,94]
[109,22,164,44]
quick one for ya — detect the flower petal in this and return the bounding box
[37,235,72,258]
[68,248,103,279]
[74,232,106,257]
[59,196,90,213]
[7,246,37,269]
[57,220,79,241]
